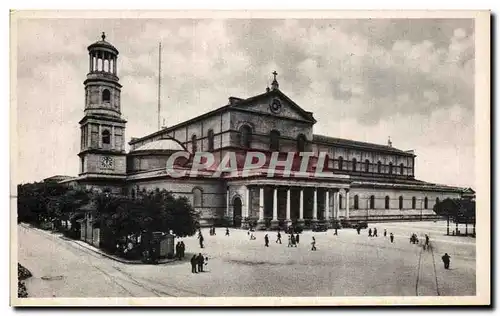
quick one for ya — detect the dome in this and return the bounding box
[131,138,186,152]
[87,32,119,55]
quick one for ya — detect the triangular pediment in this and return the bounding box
[230,89,316,124]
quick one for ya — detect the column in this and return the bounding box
[346,189,350,219]
[111,126,115,150]
[244,186,250,218]
[313,188,318,220]
[98,124,102,148]
[299,189,304,221]
[285,188,291,225]
[334,190,339,220]
[226,187,230,218]
[114,57,117,75]
[258,187,264,221]
[272,187,278,221]
[89,53,92,72]
[325,190,330,221]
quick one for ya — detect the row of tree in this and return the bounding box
[433,198,476,236]
[18,181,199,243]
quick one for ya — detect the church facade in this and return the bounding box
[63,34,472,229]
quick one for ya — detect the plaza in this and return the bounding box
[18,220,476,298]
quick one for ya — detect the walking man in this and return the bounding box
[311,237,317,251]
[357,226,361,235]
[287,235,292,247]
[373,227,378,237]
[390,233,394,243]
[175,242,181,259]
[191,255,198,273]
[276,231,282,244]
[199,233,204,248]
[296,233,300,244]
[442,253,451,269]
[197,253,205,272]
[384,229,387,237]
[425,234,430,250]
[225,227,230,236]
[180,241,185,259]
[368,228,372,237]
[264,234,269,247]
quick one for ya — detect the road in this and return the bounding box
[17,221,476,298]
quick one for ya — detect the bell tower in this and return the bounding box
[78,32,127,183]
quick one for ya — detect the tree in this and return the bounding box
[433,198,458,235]
[434,198,476,236]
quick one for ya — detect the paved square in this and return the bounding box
[19,221,476,297]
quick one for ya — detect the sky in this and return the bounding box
[14,17,475,188]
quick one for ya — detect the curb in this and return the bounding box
[21,224,177,265]
[71,239,178,265]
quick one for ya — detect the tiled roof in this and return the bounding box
[313,134,414,155]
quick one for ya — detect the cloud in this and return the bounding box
[15,17,475,189]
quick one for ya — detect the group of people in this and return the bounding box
[261,231,317,250]
[175,241,186,259]
[367,227,395,243]
[209,226,217,236]
[190,253,207,273]
[410,233,420,244]
[287,233,300,247]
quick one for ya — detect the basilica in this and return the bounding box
[61,34,473,229]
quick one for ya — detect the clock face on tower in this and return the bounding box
[270,98,282,114]
[100,156,114,169]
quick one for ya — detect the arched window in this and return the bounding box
[400,163,404,175]
[102,89,111,103]
[370,195,375,209]
[339,194,343,209]
[102,129,110,144]
[424,197,428,209]
[191,134,197,153]
[365,159,370,172]
[192,188,203,208]
[354,195,359,209]
[207,129,214,151]
[399,196,403,210]
[377,161,382,173]
[296,134,306,152]
[389,162,393,174]
[239,125,252,148]
[352,158,357,172]
[412,196,416,209]
[269,130,280,151]
[385,196,390,209]
[338,156,344,170]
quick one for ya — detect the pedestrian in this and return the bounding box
[357,227,361,235]
[425,234,430,248]
[311,236,317,251]
[373,228,378,237]
[296,233,300,244]
[175,242,181,259]
[191,255,198,273]
[213,226,216,236]
[442,253,451,269]
[368,228,372,237]
[276,231,282,244]
[390,233,394,243]
[250,233,256,240]
[384,229,387,237]
[225,228,230,236]
[180,241,185,259]
[197,253,205,272]
[264,234,269,247]
[199,233,204,248]
[291,234,297,247]
[287,235,292,247]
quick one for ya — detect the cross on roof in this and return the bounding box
[272,71,278,81]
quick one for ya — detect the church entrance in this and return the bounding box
[233,197,242,227]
